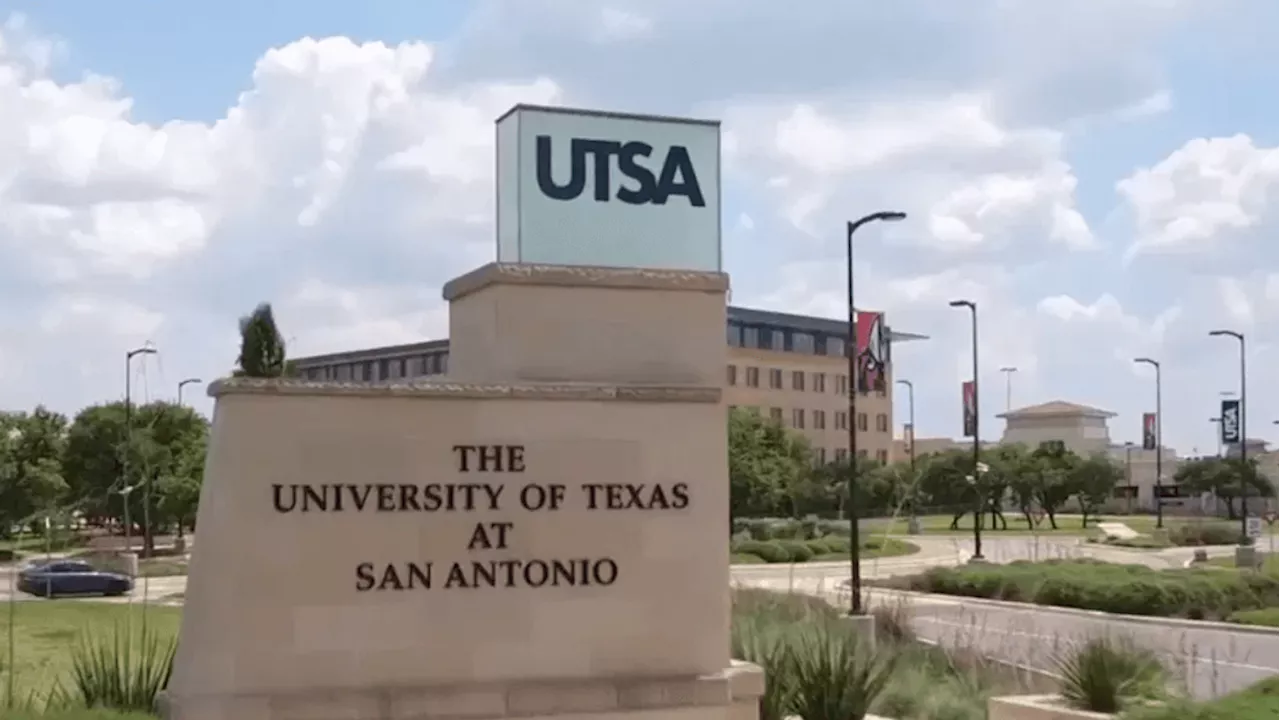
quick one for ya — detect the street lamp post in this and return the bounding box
[1209,330,1248,544]
[125,346,157,557]
[178,378,203,406]
[896,378,917,528]
[845,210,906,615]
[999,367,1018,413]
[1133,357,1164,529]
[949,299,983,561]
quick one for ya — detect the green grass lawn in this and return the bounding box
[0,602,182,705]
[1122,676,1278,719]
[858,513,1197,536]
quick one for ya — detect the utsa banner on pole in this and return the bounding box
[1142,412,1157,450]
[1220,399,1241,444]
[904,423,915,455]
[961,381,977,438]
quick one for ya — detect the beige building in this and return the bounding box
[293,305,928,468]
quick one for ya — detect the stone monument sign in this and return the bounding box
[164,104,759,720]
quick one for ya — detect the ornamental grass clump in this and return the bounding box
[1056,636,1168,713]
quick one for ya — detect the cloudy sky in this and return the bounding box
[1,1,1276,454]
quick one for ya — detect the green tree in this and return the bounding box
[1028,442,1079,530]
[0,407,70,536]
[1070,453,1124,528]
[915,449,981,529]
[235,302,290,378]
[983,444,1037,529]
[61,401,209,553]
[728,409,812,519]
[1177,456,1276,519]
[813,455,899,519]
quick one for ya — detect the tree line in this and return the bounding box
[0,302,296,553]
[729,408,1275,528]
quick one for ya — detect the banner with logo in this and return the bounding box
[1220,399,1241,444]
[903,423,915,456]
[1142,412,1157,450]
[962,381,977,438]
[854,311,889,393]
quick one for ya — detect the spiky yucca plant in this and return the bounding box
[65,621,176,712]
[787,620,897,720]
[1056,636,1167,713]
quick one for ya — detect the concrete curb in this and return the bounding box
[729,554,958,572]
[867,586,1280,636]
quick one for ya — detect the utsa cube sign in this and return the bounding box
[496,104,721,272]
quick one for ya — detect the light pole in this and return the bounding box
[896,378,917,527]
[845,210,906,615]
[125,345,157,557]
[1133,357,1164,529]
[178,377,203,405]
[999,366,1018,413]
[1209,329,1248,544]
[949,299,983,561]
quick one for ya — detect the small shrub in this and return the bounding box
[798,516,821,540]
[822,536,852,554]
[788,620,897,720]
[731,540,791,563]
[775,540,814,563]
[1169,523,1242,547]
[730,615,794,720]
[767,520,802,540]
[805,538,832,555]
[1056,636,1167,713]
[64,621,177,712]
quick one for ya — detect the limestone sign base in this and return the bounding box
[163,263,761,719]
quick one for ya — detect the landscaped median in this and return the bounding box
[876,558,1278,626]
[731,536,919,564]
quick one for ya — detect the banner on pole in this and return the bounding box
[1142,412,1157,450]
[962,381,977,438]
[1220,399,1241,444]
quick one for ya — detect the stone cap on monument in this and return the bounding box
[443,262,729,387]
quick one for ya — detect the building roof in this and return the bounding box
[292,304,930,367]
[726,306,929,343]
[997,400,1117,420]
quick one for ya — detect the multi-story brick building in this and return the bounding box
[291,305,927,466]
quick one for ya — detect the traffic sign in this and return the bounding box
[1264,511,1277,526]
[1245,517,1263,539]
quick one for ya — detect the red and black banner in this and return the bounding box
[1142,412,1157,450]
[962,381,977,438]
[854,311,889,393]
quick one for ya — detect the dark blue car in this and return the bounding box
[17,560,133,598]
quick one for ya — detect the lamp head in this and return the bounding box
[948,299,974,309]
[1209,329,1242,340]
[1133,357,1157,367]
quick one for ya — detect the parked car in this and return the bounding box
[16,560,133,598]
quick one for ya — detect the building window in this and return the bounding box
[378,359,389,381]
[857,413,868,432]
[791,409,806,429]
[743,326,759,348]
[876,413,889,432]
[746,367,760,387]
[826,337,845,357]
[876,449,889,465]
[727,365,738,386]
[835,374,847,396]
[769,368,783,389]
[792,332,815,354]
[834,448,848,462]
[816,447,827,465]
[813,373,826,393]
[858,449,868,459]
[440,354,449,373]
[813,410,826,430]
[769,407,783,423]
[791,371,805,391]
[727,324,742,347]
[336,364,352,381]
[729,405,738,413]
[770,329,785,351]
[835,411,848,430]
[406,356,422,376]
